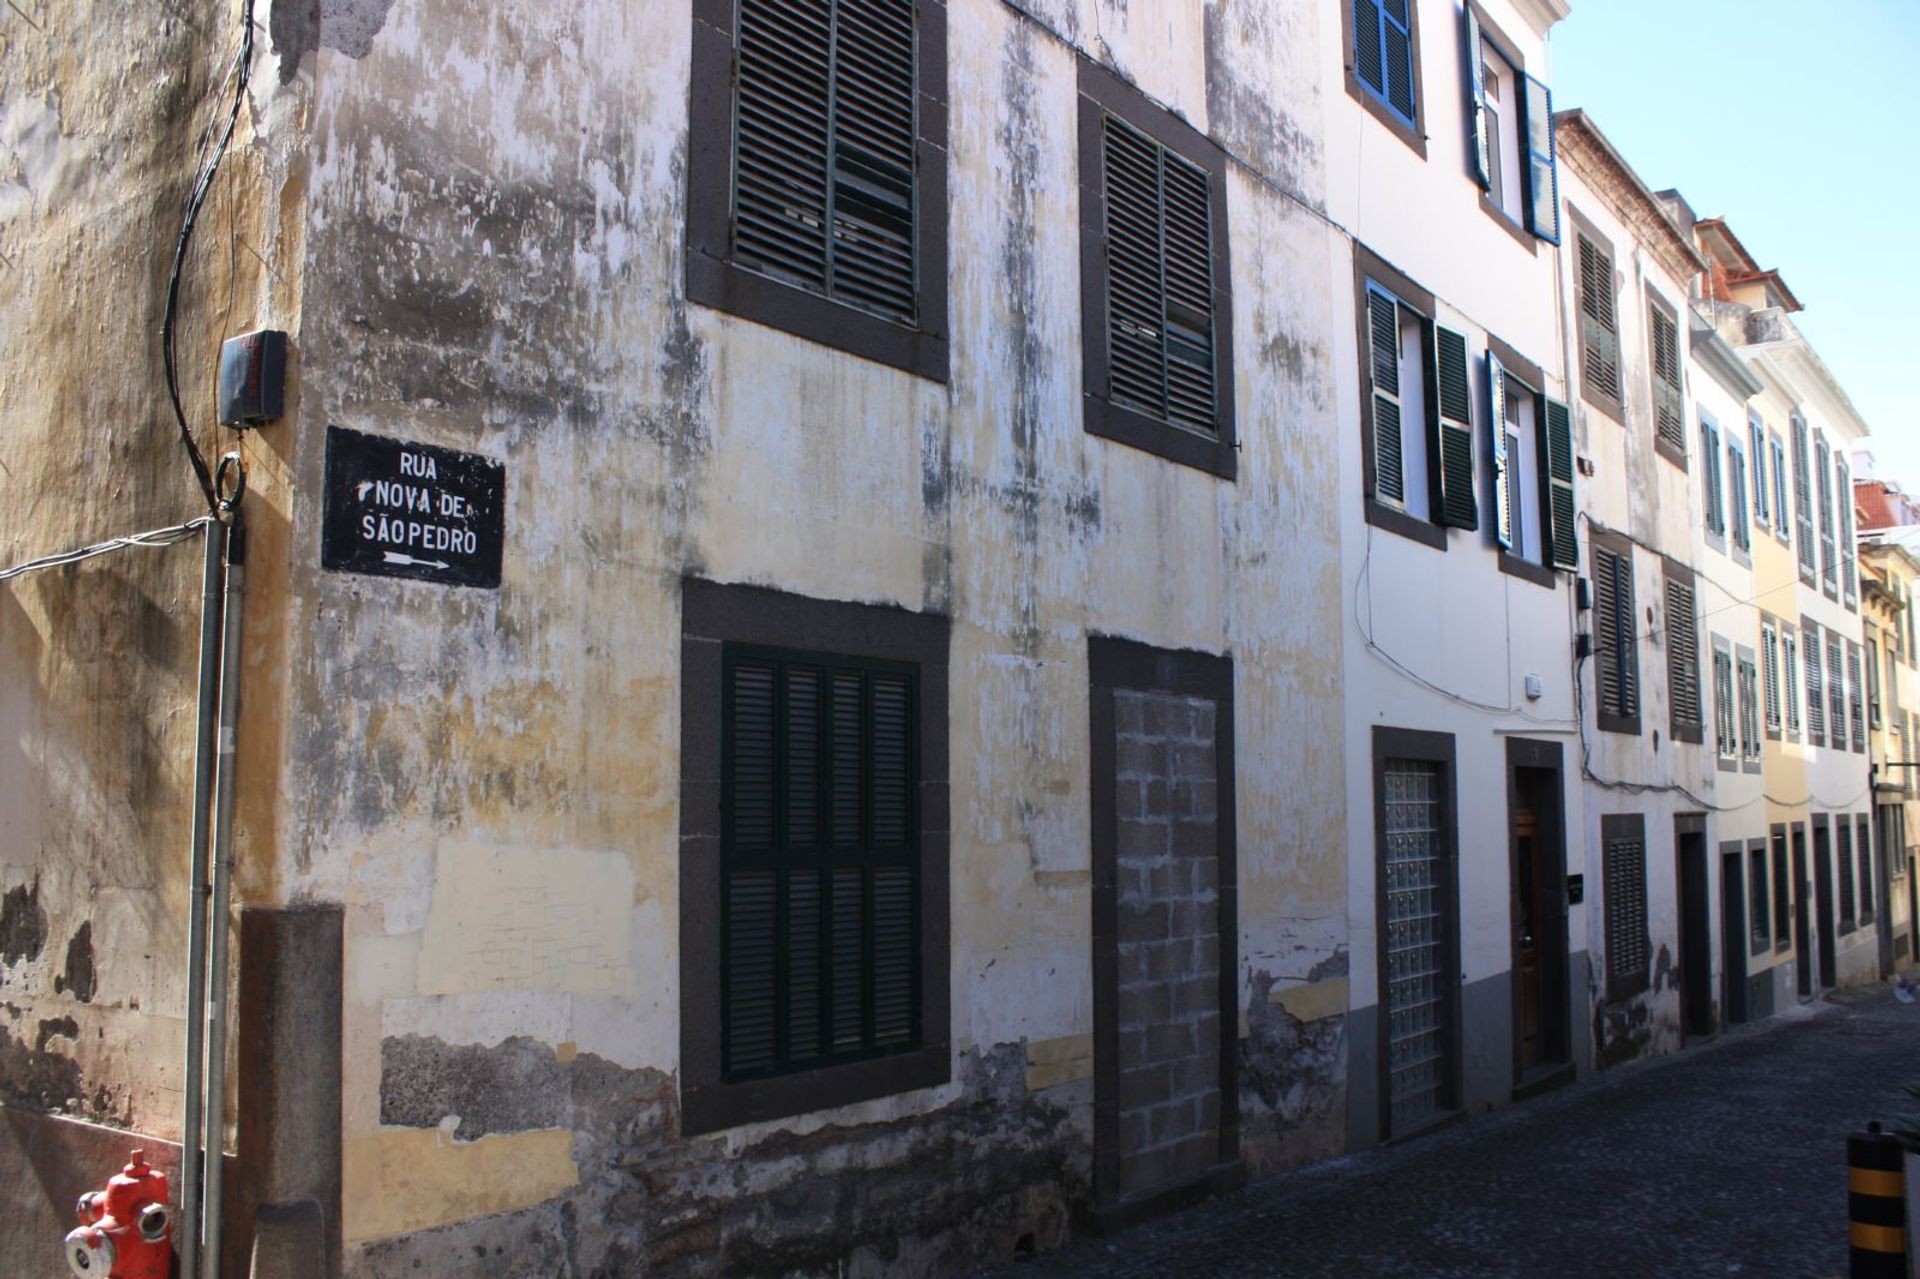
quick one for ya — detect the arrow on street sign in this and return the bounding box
[382,551,451,571]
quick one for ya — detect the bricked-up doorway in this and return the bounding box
[1088,638,1239,1227]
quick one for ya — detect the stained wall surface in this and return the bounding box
[258,0,1348,1272]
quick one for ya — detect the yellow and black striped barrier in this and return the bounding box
[1849,1124,1907,1278]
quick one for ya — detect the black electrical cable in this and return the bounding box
[161,0,256,514]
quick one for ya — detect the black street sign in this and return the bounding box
[321,425,505,588]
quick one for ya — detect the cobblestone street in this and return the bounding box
[979,988,1920,1279]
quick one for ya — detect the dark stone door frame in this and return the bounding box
[1088,636,1240,1229]
[1505,737,1569,1095]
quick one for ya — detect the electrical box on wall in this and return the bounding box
[218,329,287,426]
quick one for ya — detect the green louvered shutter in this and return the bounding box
[1578,236,1620,402]
[1522,74,1559,243]
[733,1,918,323]
[1103,115,1218,435]
[1488,350,1512,549]
[1432,326,1477,529]
[1366,285,1405,505]
[1544,397,1577,569]
[723,647,920,1081]
[1650,306,1685,455]
[1665,576,1702,741]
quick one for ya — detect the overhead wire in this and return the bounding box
[0,519,213,584]
[161,0,256,514]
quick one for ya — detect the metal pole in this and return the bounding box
[200,513,245,1279]
[179,518,225,1279]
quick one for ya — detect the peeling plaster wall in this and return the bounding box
[260,0,1347,1273]
[0,0,303,1148]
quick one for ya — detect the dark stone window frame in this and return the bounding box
[1077,57,1238,480]
[1747,839,1772,957]
[1567,207,1625,428]
[1340,0,1428,159]
[685,0,951,383]
[679,578,951,1135]
[1353,243,1445,551]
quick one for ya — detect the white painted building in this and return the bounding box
[1332,0,1582,1142]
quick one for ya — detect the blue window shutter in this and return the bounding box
[1522,74,1559,243]
[1381,0,1417,123]
[1465,7,1490,189]
[1353,0,1385,94]
[1488,350,1512,549]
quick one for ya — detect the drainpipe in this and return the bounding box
[179,517,226,1279]
[201,508,246,1279]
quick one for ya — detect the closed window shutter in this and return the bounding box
[1829,636,1846,744]
[1366,285,1405,504]
[733,1,919,322]
[1763,625,1780,732]
[1665,578,1701,739]
[1104,115,1217,435]
[1807,630,1825,742]
[1489,351,1512,548]
[1817,438,1836,588]
[1614,552,1638,715]
[1750,417,1769,526]
[1730,448,1749,551]
[1838,822,1856,930]
[1740,657,1759,759]
[1578,237,1620,401]
[1432,326,1478,529]
[1650,307,1684,454]
[1522,74,1559,243]
[723,648,919,1081]
[1381,0,1416,121]
[1353,0,1385,94]
[1464,8,1490,190]
[725,657,781,1075]
[1772,435,1790,544]
[1838,457,1856,602]
[1714,648,1734,757]
[1544,398,1577,569]
[1848,646,1865,751]
[1784,632,1801,733]
[1605,834,1648,993]
[1595,547,1636,719]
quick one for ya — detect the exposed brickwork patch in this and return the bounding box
[1112,689,1222,1199]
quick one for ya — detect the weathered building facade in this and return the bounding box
[0,1,1902,1276]
[6,0,1351,1274]
[1856,480,1920,973]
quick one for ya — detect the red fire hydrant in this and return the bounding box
[64,1149,171,1278]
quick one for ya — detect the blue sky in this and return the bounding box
[1549,0,1920,485]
